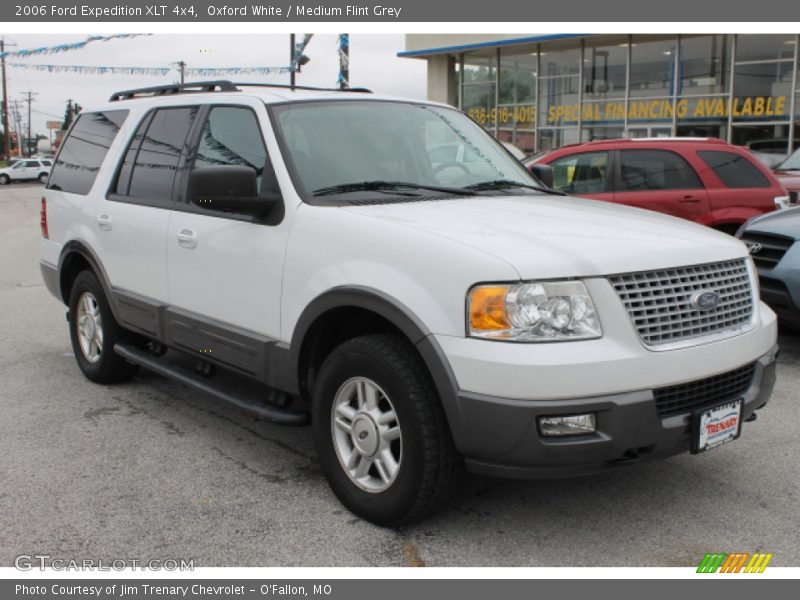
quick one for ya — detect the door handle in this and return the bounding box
[176,227,198,249]
[679,195,701,203]
[96,213,112,230]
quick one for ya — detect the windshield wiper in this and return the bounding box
[312,180,476,197]
[464,179,566,196]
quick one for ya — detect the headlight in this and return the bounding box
[468,280,602,342]
[774,195,790,209]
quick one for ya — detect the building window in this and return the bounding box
[679,35,731,96]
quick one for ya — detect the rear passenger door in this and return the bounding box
[614,149,710,222]
[101,106,201,322]
[696,149,777,218]
[547,151,614,203]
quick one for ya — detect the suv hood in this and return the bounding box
[744,207,800,240]
[345,195,747,279]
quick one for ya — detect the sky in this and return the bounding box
[1,34,427,146]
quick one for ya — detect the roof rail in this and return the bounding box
[230,82,373,94]
[109,80,238,101]
[109,80,373,102]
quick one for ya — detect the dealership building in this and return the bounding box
[401,34,800,156]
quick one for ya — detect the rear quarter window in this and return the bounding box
[47,110,129,195]
[698,150,771,188]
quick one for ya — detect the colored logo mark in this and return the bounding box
[697,552,773,573]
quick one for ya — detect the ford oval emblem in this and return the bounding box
[690,290,721,312]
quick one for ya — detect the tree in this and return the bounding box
[61,100,82,130]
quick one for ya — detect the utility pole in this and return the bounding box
[23,90,37,157]
[176,60,186,84]
[289,34,296,89]
[1,37,17,161]
[10,99,22,156]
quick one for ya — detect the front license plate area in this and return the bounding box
[692,399,743,454]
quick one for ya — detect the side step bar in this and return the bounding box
[114,344,310,426]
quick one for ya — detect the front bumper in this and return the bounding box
[456,346,777,479]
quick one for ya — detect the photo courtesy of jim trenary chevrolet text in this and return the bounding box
[0,0,799,596]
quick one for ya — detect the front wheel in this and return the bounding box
[0,174,9,185]
[68,270,139,383]
[312,333,461,526]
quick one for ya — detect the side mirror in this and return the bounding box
[530,164,554,189]
[189,165,280,217]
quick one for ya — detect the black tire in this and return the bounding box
[312,333,461,526]
[68,270,139,384]
[38,172,48,184]
[0,174,9,185]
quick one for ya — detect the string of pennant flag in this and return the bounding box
[0,34,150,59]
[8,64,297,76]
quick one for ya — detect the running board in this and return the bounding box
[114,344,310,426]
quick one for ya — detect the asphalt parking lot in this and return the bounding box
[1,182,799,567]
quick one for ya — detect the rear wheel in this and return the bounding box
[38,172,48,184]
[312,333,461,526]
[68,270,139,383]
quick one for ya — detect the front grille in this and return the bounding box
[608,259,754,346]
[740,232,795,270]
[653,363,756,417]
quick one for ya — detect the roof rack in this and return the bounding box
[109,80,238,102]
[109,80,372,102]
[230,82,373,94]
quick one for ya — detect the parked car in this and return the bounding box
[41,82,777,526]
[773,147,800,207]
[748,138,800,169]
[0,158,52,185]
[530,138,790,234]
[738,209,800,329]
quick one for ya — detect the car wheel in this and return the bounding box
[68,270,139,384]
[312,333,461,526]
[0,174,9,185]
[38,173,48,184]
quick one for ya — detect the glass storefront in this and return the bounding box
[449,34,800,156]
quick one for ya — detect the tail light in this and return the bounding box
[40,197,48,239]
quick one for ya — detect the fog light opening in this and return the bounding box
[538,413,597,437]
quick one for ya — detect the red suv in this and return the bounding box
[531,138,790,233]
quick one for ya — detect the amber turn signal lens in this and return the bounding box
[469,285,510,331]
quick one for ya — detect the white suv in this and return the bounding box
[40,81,778,526]
[0,158,52,184]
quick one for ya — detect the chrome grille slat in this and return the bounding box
[608,259,754,346]
[739,232,794,270]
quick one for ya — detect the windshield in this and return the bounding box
[777,148,800,170]
[270,100,545,200]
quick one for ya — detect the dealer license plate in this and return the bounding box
[692,399,743,453]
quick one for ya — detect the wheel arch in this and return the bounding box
[288,287,462,436]
[57,241,121,322]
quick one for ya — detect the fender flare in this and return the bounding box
[288,286,465,441]
[57,241,122,322]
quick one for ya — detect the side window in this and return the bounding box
[112,114,152,196]
[619,150,703,191]
[47,110,128,195]
[550,152,609,194]
[698,150,771,188]
[114,107,199,206]
[192,106,268,192]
